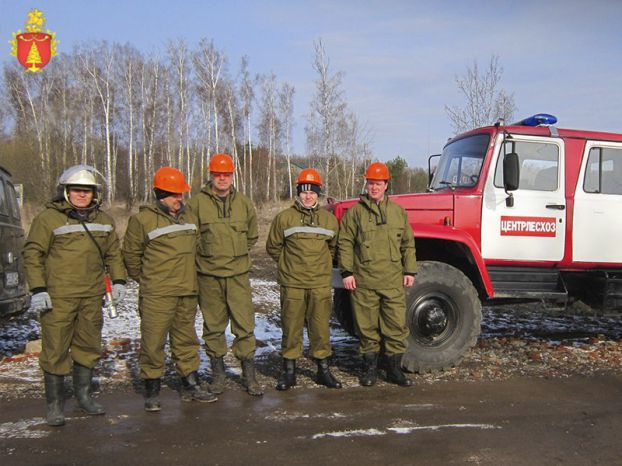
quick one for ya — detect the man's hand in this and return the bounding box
[403,275,415,287]
[343,276,357,291]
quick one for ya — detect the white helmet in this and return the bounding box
[58,165,102,187]
[58,165,103,209]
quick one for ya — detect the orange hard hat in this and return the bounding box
[297,168,323,186]
[153,167,190,193]
[365,162,390,181]
[209,153,234,173]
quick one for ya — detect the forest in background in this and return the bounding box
[0,38,433,207]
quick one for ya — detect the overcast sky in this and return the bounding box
[2,0,621,168]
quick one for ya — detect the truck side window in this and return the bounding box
[494,141,559,191]
[0,180,8,217]
[5,182,21,220]
[584,147,622,195]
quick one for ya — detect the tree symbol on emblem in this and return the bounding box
[25,43,43,72]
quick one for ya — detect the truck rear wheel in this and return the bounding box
[402,261,482,373]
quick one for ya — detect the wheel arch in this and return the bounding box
[413,231,492,299]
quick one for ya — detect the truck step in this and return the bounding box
[488,266,565,293]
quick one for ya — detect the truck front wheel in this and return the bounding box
[402,261,482,373]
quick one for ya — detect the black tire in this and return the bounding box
[402,261,482,373]
[333,288,357,336]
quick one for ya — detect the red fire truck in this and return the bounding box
[331,114,622,372]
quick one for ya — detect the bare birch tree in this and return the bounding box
[307,38,346,197]
[257,73,280,202]
[3,65,50,197]
[221,78,242,188]
[51,56,75,169]
[278,83,295,199]
[139,57,161,201]
[117,44,143,206]
[445,55,517,134]
[193,39,225,156]
[79,42,117,203]
[167,39,191,179]
[239,56,255,199]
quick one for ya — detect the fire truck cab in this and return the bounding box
[331,114,622,372]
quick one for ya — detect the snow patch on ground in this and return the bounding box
[388,423,501,433]
[400,403,435,410]
[266,409,347,421]
[0,414,134,440]
[0,417,49,439]
[310,423,501,439]
[311,428,386,439]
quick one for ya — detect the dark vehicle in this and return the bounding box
[0,166,29,315]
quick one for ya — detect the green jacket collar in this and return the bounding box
[201,181,237,201]
[47,199,99,222]
[358,194,388,225]
[201,181,238,218]
[293,199,320,225]
[140,202,185,221]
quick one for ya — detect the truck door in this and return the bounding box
[481,135,566,261]
[573,142,622,262]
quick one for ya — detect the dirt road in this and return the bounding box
[1,375,622,465]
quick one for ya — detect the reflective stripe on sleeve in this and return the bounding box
[147,223,197,241]
[283,226,335,238]
[53,223,113,236]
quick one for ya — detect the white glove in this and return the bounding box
[31,292,53,312]
[112,283,127,305]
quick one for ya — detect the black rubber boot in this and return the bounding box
[144,378,161,412]
[209,357,226,395]
[360,352,378,387]
[44,372,65,427]
[180,372,217,403]
[275,359,296,391]
[386,354,412,387]
[241,359,264,396]
[73,363,105,415]
[316,359,342,389]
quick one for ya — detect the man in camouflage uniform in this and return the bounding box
[188,153,262,396]
[338,162,416,387]
[266,168,342,391]
[123,167,216,411]
[24,165,127,426]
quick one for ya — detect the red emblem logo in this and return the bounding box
[10,9,58,73]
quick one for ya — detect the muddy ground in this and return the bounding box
[3,374,622,465]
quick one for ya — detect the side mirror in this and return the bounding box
[503,152,520,192]
[427,154,441,188]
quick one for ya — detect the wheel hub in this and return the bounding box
[417,300,449,337]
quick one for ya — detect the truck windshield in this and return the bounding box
[430,133,490,190]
